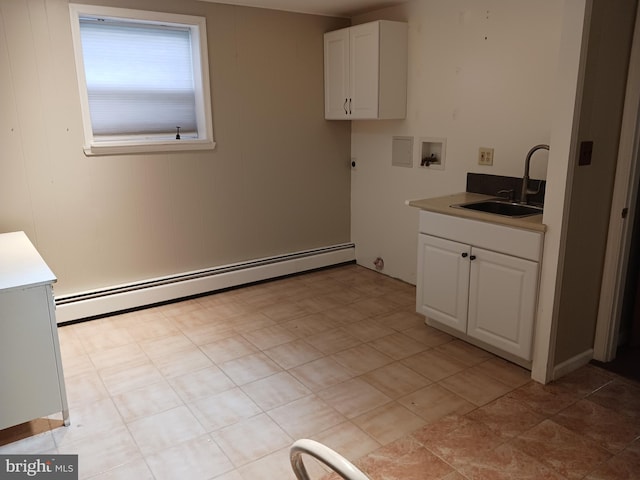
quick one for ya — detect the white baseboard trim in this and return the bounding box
[55,243,355,323]
[552,348,594,380]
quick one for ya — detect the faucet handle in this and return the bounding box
[497,189,515,202]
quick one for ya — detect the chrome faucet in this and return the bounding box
[520,144,549,204]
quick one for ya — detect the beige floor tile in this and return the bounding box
[52,398,124,448]
[64,371,110,408]
[231,311,278,333]
[213,414,292,466]
[61,353,96,378]
[263,339,324,369]
[189,387,262,431]
[472,357,532,388]
[241,372,311,410]
[146,434,234,480]
[18,265,637,480]
[139,332,195,359]
[290,357,353,391]
[237,445,330,480]
[403,324,454,348]
[375,310,426,332]
[398,384,475,422]
[261,302,310,322]
[72,320,136,354]
[151,346,213,378]
[128,405,206,455]
[57,424,143,479]
[401,349,468,382]
[353,402,426,445]
[439,368,513,406]
[317,378,391,419]
[361,362,432,399]
[242,325,298,350]
[119,315,180,343]
[87,458,154,480]
[322,305,368,325]
[311,421,381,463]
[305,327,362,354]
[367,332,428,360]
[348,297,398,317]
[342,320,395,342]
[99,361,164,396]
[331,344,394,376]
[56,325,86,359]
[219,352,281,385]
[0,429,56,454]
[112,380,183,423]
[434,340,495,367]
[172,308,223,329]
[201,301,250,320]
[89,343,149,371]
[169,366,236,403]
[282,313,338,337]
[267,395,346,439]
[180,321,238,346]
[201,335,259,364]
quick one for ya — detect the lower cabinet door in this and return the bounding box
[417,234,470,333]
[467,247,539,360]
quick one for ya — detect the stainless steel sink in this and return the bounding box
[452,199,543,218]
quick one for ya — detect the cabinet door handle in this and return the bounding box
[461,252,468,258]
[349,98,352,114]
[470,255,477,261]
[343,98,348,114]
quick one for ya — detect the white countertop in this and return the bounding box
[0,232,56,291]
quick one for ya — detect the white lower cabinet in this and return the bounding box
[0,232,69,430]
[416,210,543,363]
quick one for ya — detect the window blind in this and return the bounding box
[79,18,197,139]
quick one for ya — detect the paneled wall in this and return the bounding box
[0,0,351,296]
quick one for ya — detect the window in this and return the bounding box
[69,5,214,155]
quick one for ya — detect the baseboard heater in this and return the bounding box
[55,243,355,324]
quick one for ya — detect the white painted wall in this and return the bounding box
[350,0,564,283]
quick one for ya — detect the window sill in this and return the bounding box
[83,139,216,156]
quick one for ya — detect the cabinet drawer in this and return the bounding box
[419,210,543,262]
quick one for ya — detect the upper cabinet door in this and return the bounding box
[324,28,350,119]
[349,22,379,119]
[323,21,407,120]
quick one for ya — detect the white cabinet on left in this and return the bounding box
[0,232,69,430]
[324,20,407,120]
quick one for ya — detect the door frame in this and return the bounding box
[594,4,640,361]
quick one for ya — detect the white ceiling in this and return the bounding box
[201,0,407,17]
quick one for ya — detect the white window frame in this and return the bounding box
[69,4,215,156]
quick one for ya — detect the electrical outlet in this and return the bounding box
[478,147,494,166]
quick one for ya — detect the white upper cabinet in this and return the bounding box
[324,20,407,120]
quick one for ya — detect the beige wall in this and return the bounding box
[350,0,563,282]
[553,0,638,365]
[0,0,351,295]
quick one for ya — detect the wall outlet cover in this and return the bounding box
[478,147,494,166]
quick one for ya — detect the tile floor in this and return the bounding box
[1,264,639,479]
